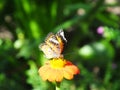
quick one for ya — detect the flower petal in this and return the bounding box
[65,65,80,75]
[63,68,73,80]
[38,65,51,80]
[38,58,80,82]
[55,69,63,82]
[47,68,56,82]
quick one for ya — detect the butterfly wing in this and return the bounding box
[56,29,67,43]
[39,43,60,59]
[45,33,62,56]
[55,29,67,53]
[39,29,67,59]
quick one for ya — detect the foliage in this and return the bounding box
[0,0,120,90]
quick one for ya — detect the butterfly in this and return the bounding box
[39,29,67,59]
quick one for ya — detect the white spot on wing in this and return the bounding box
[49,38,59,44]
[59,29,67,42]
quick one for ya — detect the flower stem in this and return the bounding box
[56,82,60,90]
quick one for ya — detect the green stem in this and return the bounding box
[56,82,60,90]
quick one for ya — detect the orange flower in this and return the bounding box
[38,58,80,82]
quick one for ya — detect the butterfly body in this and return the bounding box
[39,29,67,59]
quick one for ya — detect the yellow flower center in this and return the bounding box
[50,58,66,69]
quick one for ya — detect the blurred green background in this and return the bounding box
[0,0,120,90]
